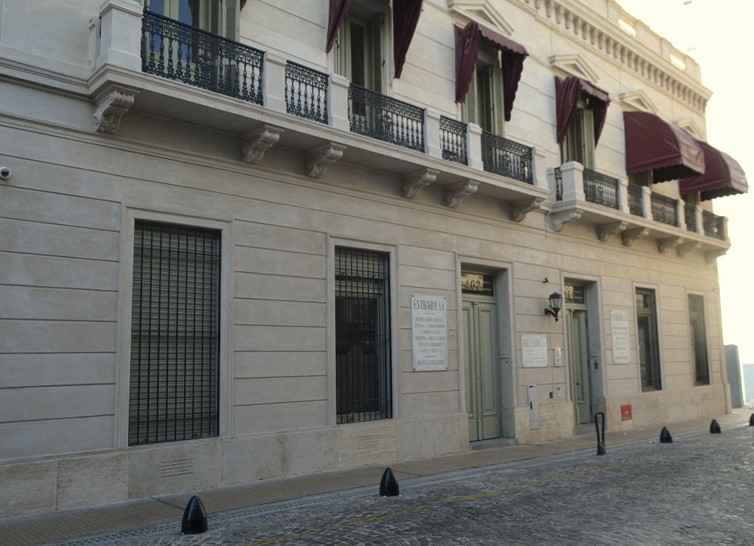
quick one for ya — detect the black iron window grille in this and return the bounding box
[348,85,425,152]
[481,132,533,184]
[554,166,563,200]
[440,116,468,165]
[285,61,328,125]
[636,288,662,392]
[335,247,392,424]
[650,193,678,227]
[684,203,698,232]
[703,211,726,240]
[141,10,263,105]
[627,184,644,216]
[583,169,619,209]
[129,220,221,446]
[688,294,710,386]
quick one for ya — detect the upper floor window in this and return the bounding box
[555,76,610,169]
[143,0,238,40]
[333,1,388,93]
[464,44,504,135]
[561,99,595,168]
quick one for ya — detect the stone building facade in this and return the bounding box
[0,0,747,516]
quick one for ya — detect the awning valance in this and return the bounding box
[326,0,423,80]
[680,140,748,200]
[623,111,706,182]
[555,76,610,145]
[454,21,528,121]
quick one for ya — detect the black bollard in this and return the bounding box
[750,414,754,426]
[659,426,673,444]
[594,412,607,456]
[379,467,400,497]
[181,495,208,535]
[709,419,721,434]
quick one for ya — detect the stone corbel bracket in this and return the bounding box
[511,197,544,222]
[705,249,728,263]
[306,143,347,179]
[657,237,684,254]
[550,210,582,232]
[677,241,701,258]
[403,168,438,199]
[596,221,628,242]
[621,227,649,247]
[445,180,478,208]
[241,125,284,164]
[93,88,136,134]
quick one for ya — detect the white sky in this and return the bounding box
[616,0,754,364]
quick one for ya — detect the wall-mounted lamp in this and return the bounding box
[545,292,563,321]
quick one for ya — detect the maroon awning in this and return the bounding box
[680,140,748,200]
[555,76,610,145]
[241,0,247,9]
[393,0,423,79]
[326,0,352,53]
[454,21,528,121]
[623,112,705,183]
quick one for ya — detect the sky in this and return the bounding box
[616,0,754,365]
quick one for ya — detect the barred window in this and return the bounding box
[636,288,662,391]
[129,220,221,446]
[335,247,392,424]
[688,295,709,386]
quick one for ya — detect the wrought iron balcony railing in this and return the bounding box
[703,211,726,240]
[481,132,533,184]
[651,193,678,227]
[348,85,424,152]
[440,116,468,165]
[684,203,698,232]
[285,61,328,125]
[141,10,263,104]
[627,184,644,216]
[554,166,563,200]
[584,169,619,209]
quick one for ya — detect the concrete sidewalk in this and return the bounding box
[2,409,751,546]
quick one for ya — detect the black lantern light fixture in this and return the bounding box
[545,292,563,321]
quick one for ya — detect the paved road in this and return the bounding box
[54,425,754,545]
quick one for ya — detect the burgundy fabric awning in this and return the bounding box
[623,111,705,183]
[555,76,610,145]
[393,0,423,79]
[454,21,528,121]
[680,140,748,200]
[241,0,247,9]
[326,0,352,53]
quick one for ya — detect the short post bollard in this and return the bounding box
[594,411,607,456]
[750,414,754,426]
[709,419,721,434]
[659,426,673,444]
[181,495,208,535]
[379,467,400,497]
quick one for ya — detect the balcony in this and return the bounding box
[348,85,424,152]
[550,162,729,259]
[481,132,534,185]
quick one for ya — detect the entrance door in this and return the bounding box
[566,308,592,425]
[462,298,500,442]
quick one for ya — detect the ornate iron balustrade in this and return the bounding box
[141,10,263,104]
[481,132,533,184]
[684,203,698,232]
[651,193,678,226]
[440,116,467,165]
[584,169,619,209]
[627,184,644,216]
[703,211,726,240]
[285,61,328,124]
[348,85,424,152]
[554,167,563,200]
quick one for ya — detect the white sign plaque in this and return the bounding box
[411,294,448,371]
[522,334,548,368]
[610,309,631,364]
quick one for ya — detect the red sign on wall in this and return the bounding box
[621,404,633,421]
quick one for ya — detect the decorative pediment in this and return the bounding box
[675,118,705,140]
[549,53,600,83]
[449,1,514,35]
[619,90,658,115]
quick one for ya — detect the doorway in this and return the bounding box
[461,271,501,442]
[565,284,592,425]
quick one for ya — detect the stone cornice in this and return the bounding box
[518,0,712,113]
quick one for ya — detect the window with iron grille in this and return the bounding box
[129,220,221,446]
[335,247,392,424]
[688,295,709,386]
[635,288,662,391]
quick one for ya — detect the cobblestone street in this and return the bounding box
[52,424,754,546]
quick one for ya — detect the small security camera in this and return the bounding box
[0,166,11,180]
